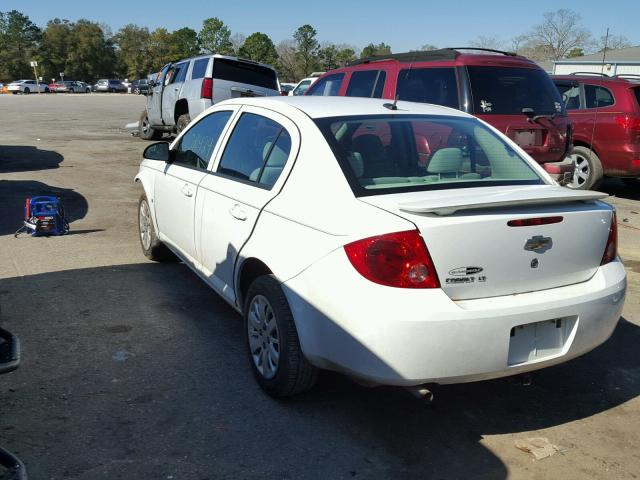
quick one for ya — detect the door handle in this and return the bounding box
[181,184,193,197]
[229,204,247,221]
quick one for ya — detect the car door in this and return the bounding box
[148,64,171,125]
[197,106,299,303]
[162,61,189,125]
[153,109,235,263]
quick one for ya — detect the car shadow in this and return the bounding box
[0,145,64,173]
[0,180,88,236]
[0,263,637,479]
[599,178,640,201]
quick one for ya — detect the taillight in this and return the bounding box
[615,115,640,131]
[344,230,440,289]
[601,211,618,265]
[508,216,563,227]
[201,77,213,99]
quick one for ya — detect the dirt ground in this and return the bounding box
[0,94,639,480]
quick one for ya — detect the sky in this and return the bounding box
[13,0,640,52]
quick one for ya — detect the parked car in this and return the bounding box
[129,78,150,95]
[552,73,640,189]
[94,79,127,93]
[289,72,324,96]
[56,80,87,93]
[77,81,92,93]
[139,54,280,139]
[7,79,49,94]
[135,96,625,397]
[48,81,65,92]
[306,49,574,181]
[280,82,296,95]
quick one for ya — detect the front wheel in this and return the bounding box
[134,88,141,95]
[244,275,318,397]
[566,146,604,190]
[138,195,172,261]
[23,88,30,94]
[138,110,162,140]
[44,87,50,93]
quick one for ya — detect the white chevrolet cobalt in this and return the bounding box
[135,97,626,397]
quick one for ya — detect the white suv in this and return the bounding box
[139,55,281,140]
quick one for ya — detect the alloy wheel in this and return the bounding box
[139,200,152,250]
[568,153,591,189]
[247,295,280,379]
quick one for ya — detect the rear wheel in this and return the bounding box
[567,146,603,190]
[176,113,191,134]
[68,88,74,93]
[138,194,172,261]
[44,87,50,93]
[244,275,318,397]
[138,110,162,140]
[23,88,30,94]
[111,88,117,93]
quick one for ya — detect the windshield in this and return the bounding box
[468,66,563,116]
[315,115,543,196]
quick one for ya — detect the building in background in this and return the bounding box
[553,46,640,76]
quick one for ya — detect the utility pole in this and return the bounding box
[30,61,40,94]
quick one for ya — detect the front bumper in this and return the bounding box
[283,251,626,386]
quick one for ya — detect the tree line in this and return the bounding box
[0,8,633,84]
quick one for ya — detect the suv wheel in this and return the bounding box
[244,275,318,397]
[176,114,191,134]
[567,146,603,190]
[138,110,162,140]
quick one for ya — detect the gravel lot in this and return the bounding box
[0,94,639,479]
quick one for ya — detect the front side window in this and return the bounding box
[584,85,615,108]
[346,70,386,98]
[555,82,581,110]
[467,66,562,115]
[173,62,189,84]
[192,58,209,79]
[306,73,345,96]
[292,80,312,96]
[174,111,233,169]
[217,113,290,187]
[316,115,542,196]
[397,68,458,108]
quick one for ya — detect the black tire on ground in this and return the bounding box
[176,113,191,134]
[244,275,318,397]
[138,194,173,261]
[44,87,50,93]
[134,88,141,95]
[111,88,116,93]
[567,146,604,190]
[23,88,30,94]
[68,88,74,93]
[138,110,162,140]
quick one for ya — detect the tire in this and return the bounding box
[111,88,116,93]
[44,87,50,93]
[68,88,74,93]
[244,275,318,397]
[176,113,191,134]
[138,110,162,140]
[23,88,30,94]
[134,88,141,95]
[138,194,172,261]
[567,146,604,190]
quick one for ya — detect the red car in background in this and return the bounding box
[48,81,65,92]
[553,74,640,189]
[306,48,573,181]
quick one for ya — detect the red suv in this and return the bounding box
[307,48,572,179]
[553,74,640,189]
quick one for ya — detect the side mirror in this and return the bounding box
[143,142,173,163]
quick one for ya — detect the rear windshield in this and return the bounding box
[315,115,542,196]
[468,67,563,116]
[212,58,278,90]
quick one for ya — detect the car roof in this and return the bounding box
[167,53,277,72]
[552,74,640,85]
[216,96,473,119]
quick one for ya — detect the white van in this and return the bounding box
[139,55,280,140]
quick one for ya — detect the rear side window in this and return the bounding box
[584,85,615,108]
[174,111,233,169]
[397,68,458,108]
[555,83,581,110]
[307,73,345,96]
[346,70,386,98]
[467,67,562,115]
[191,58,209,79]
[634,88,640,108]
[217,113,290,188]
[212,59,278,90]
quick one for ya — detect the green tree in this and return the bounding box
[318,44,338,70]
[293,24,319,75]
[566,47,584,58]
[168,27,199,62]
[276,40,299,82]
[0,10,41,81]
[149,27,172,70]
[335,46,356,67]
[238,32,278,66]
[198,17,233,55]
[67,19,117,82]
[40,18,73,81]
[113,24,151,79]
[360,42,391,58]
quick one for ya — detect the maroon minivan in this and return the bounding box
[307,48,573,179]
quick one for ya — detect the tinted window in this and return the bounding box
[468,67,562,115]
[397,68,458,108]
[316,115,542,197]
[584,85,614,108]
[346,70,386,98]
[174,62,189,83]
[555,82,581,110]
[634,88,640,109]
[174,111,232,169]
[307,73,345,96]
[192,58,209,79]
[218,113,288,185]
[212,58,278,90]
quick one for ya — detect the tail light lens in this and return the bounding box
[344,230,440,288]
[601,211,618,265]
[615,115,640,131]
[201,77,213,99]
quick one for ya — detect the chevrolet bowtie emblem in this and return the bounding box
[524,235,553,253]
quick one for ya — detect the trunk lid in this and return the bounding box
[360,185,613,300]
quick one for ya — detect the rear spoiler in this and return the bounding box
[398,186,609,216]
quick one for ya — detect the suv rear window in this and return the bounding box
[584,85,615,108]
[468,67,562,116]
[212,58,278,90]
[192,58,209,79]
[397,68,458,108]
[346,70,386,98]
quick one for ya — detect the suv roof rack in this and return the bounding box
[569,72,610,77]
[348,47,519,66]
[614,74,640,80]
[448,47,517,56]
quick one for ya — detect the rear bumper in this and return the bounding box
[283,251,626,386]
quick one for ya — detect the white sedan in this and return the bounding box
[135,97,626,397]
[7,79,49,94]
